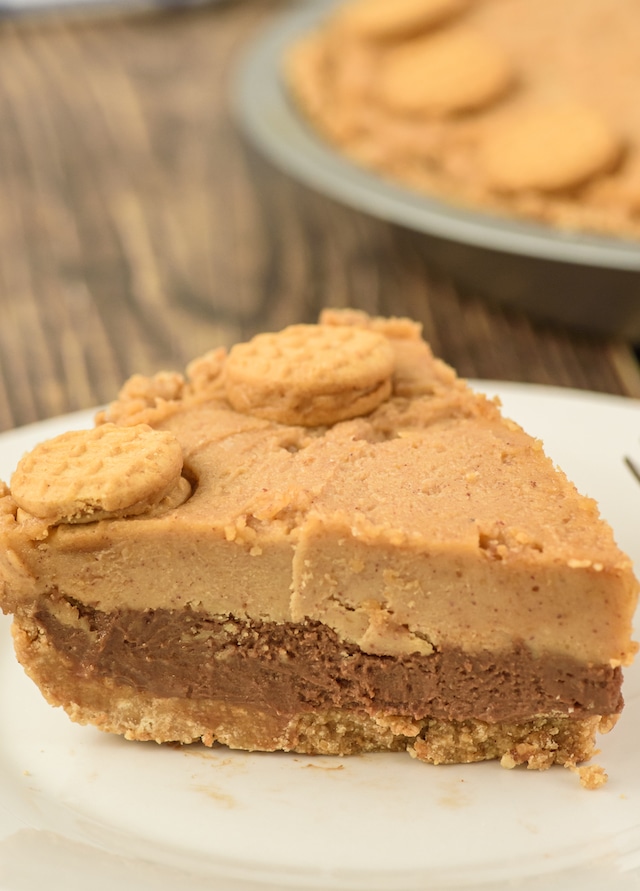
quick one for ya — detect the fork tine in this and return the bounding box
[624,455,640,485]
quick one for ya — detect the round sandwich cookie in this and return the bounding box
[333,0,470,42]
[224,323,395,427]
[480,102,623,193]
[377,29,513,117]
[11,423,185,524]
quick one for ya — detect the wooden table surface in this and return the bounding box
[1,0,639,437]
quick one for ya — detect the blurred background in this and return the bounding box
[0,0,639,435]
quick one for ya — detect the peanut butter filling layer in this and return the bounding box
[29,597,623,724]
[1,312,636,669]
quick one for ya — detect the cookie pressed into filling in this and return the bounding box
[0,311,637,783]
[285,0,640,239]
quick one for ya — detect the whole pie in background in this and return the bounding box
[286,0,640,240]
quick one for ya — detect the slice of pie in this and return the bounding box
[0,311,637,780]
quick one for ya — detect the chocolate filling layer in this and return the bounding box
[35,597,623,724]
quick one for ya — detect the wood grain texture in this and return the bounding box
[0,0,638,435]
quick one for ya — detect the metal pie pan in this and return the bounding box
[233,0,640,340]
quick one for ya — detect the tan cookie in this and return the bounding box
[333,0,470,42]
[11,423,184,524]
[321,307,423,340]
[224,324,395,427]
[480,103,623,193]
[377,30,512,117]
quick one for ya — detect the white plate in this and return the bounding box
[1,383,640,891]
